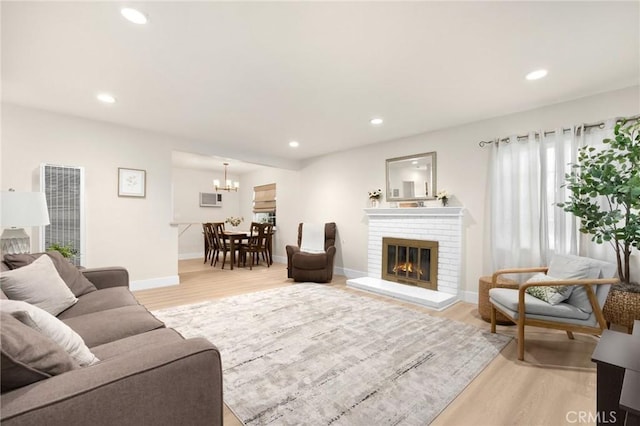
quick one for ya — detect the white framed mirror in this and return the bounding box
[385,152,437,202]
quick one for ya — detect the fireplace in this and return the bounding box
[382,237,438,290]
[346,207,462,310]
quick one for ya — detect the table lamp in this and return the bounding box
[1,190,51,255]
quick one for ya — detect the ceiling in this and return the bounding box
[2,1,639,169]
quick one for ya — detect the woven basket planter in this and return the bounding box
[603,285,640,334]
[478,276,518,325]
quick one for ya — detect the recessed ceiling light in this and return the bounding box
[370,117,384,126]
[525,69,548,81]
[121,8,148,25]
[96,93,116,104]
[289,141,299,148]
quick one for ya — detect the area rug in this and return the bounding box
[153,284,511,426]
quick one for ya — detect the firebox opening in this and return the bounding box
[382,237,438,290]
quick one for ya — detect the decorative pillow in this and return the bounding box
[525,273,574,305]
[0,255,78,316]
[4,251,97,297]
[547,254,594,280]
[0,312,78,392]
[0,300,99,367]
[548,254,617,313]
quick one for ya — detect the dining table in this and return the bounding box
[222,230,249,270]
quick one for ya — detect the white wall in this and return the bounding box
[3,86,638,295]
[1,104,180,287]
[172,167,242,259]
[294,86,640,300]
[239,167,302,262]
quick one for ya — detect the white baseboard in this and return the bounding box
[460,290,478,304]
[179,252,203,260]
[335,267,366,280]
[130,275,180,291]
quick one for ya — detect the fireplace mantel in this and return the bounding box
[348,205,464,310]
[363,207,464,217]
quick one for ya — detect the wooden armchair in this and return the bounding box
[489,255,619,361]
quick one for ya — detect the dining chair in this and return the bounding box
[212,222,234,269]
[202,223,216,265]
[239,223,269,270]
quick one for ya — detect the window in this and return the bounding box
[253,183,276,226]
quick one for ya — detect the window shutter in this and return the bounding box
[253,183,276,213]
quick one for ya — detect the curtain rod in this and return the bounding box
[478,114,640,148]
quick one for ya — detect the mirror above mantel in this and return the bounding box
[385,152,437,202]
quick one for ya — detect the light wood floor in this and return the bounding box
[135,259,602,426]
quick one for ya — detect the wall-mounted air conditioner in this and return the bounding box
[199,192,223,207]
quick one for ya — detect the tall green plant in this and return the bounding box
[558,119,640,284]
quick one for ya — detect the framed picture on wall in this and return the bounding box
[118,168,146,198]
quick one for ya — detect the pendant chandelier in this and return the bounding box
[213,162,239,192]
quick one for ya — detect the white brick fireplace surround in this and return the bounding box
[347,207,464,310]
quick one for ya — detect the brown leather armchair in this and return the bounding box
[285,223,337,283]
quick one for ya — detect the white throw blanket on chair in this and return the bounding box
[300,223,325,254]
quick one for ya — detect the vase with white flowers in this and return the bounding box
[225,216,244,229]
[368,188,382,208]
[437,190,450,207]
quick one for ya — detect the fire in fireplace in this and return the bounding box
[382,237,438,290]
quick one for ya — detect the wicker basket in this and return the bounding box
[603,286,640,334]
[478,275,518,325]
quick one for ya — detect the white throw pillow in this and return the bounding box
[525,273,573,305]
[0,299,99,367]
[0,254,77,315]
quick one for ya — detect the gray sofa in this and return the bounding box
[1,253,223,426]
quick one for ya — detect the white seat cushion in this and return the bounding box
[489,288,590,320]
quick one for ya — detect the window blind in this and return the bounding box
[40,164,85,266]
[253,183,276,213]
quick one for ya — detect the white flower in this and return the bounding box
[368,188,382,199]
[437,190,450,200]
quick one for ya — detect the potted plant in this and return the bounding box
[46,243,78,259]
[558,119,640,331]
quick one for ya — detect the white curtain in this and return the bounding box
[490,132,542,270]
[489,121,616,271]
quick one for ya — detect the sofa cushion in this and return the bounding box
[489,288,591,320]
[4,252,97,297]
[1,312,79,392]
[90,328,184,359]
[525,273,573,305]
[0,255,78,316]
[57,287,140,320]
[62,305,165,347]
[0,299,99,367]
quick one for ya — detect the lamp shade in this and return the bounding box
[1,191,50,228]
